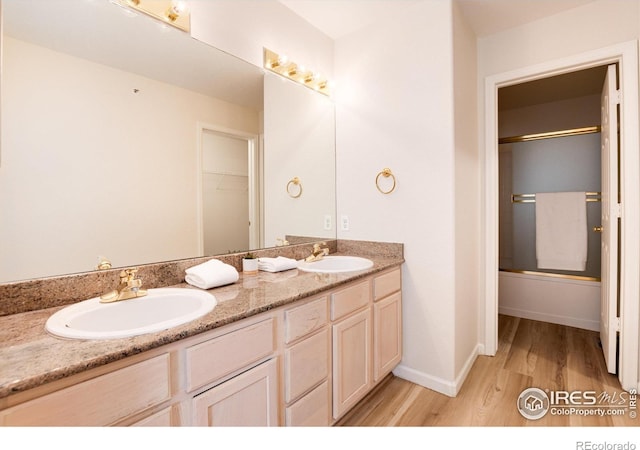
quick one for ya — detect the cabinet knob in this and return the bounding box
[593,226,603,233]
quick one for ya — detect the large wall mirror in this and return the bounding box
[0,0,336,283]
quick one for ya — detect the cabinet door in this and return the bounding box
[332,308,372,420]
[373,292,402,381]
[192,359,278,426]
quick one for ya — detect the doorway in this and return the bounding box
[497,66,606,333]
[483,41,640,391]
[197,124,260,256]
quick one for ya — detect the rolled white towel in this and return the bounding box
[185,259,239,289]
[258,256,298,273]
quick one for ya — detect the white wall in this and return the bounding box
[335,0,463,393]
[478,0,640,76]
[0,37,259,281]
[452,0,480,384]
[263,72,336,246]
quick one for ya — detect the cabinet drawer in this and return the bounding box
[186,318,275,392]
[131,406,173,427]
[284,296,328,343]
[0,354,171,426]
[331,280,370,321]
[284,328,330,403]
[285,380,330,426]
[374,268,401,301]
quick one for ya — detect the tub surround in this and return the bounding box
[0,240,403,400]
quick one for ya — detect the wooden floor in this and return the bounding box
[337,315,637,426]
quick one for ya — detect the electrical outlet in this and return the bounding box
[324,214,332,230]
[341,215,350,231]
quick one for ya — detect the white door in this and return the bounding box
[599,64,619,374]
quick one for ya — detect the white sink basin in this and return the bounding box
[297,255,374,274]
[45,288,217,340]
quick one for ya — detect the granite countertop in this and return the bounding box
[0,252,403,400]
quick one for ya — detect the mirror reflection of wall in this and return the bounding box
[0,0,336,283]
[263,72,336,246]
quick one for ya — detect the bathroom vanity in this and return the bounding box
[0,242,403,426]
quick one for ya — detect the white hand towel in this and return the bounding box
[257,256,298,273]
[535,192,588,271]
[185,259,239,289]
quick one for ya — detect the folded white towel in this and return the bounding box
[185,259,239,289]
[258,256,298,273]
[535,192,587,271]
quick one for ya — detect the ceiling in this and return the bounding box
[279,0,600,39]
[454,0,599,37]
[498,66,608,111]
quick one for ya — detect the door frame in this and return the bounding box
[482,41,639,391]
[196,123,261,254]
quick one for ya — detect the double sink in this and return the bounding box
[45,255,373,340]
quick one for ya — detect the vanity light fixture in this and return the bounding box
[165,0,188,22]
[264,48,331,97]
[111,0,190,32]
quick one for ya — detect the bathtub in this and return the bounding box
[498,270,601,332]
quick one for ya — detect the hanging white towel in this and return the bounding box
[535,192,588,271]
[185,259,239,289]
[257,256,298,273]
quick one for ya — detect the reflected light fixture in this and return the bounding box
[111,0,190,32]
[264,48,331,97]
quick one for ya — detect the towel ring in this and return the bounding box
[286,177,303,198]
[375,168,396,194]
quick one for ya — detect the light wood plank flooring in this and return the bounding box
[337,315,638,426]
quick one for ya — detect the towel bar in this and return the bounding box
[511,192,601,204]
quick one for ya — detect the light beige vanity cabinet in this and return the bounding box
[0,264,402,427]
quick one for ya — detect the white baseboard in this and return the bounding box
[499,305,599,331]
[392,344,481,398]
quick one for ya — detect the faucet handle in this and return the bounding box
[120,268,140,283]
[96,257,112,270]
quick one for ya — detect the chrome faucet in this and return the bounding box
[100,268,148,303]
[305,242,329,262]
